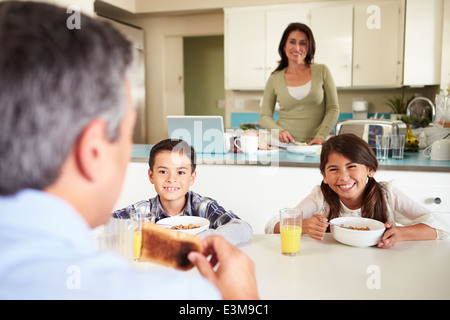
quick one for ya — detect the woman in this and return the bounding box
[259,22,339,145]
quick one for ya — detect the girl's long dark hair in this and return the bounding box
[273,22,316,73]
[319,134,388,223]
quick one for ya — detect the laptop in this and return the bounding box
[166,116,227,154]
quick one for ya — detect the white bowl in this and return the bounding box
[156,216,210,235]
[330,217,386,247]
[287,145,322,155]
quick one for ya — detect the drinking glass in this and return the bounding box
[280,208,302,256]
[376,135,389,161]
[392,135,405,160]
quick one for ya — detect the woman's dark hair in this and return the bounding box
[273,22,316,73]
[319,134,388,223]
[149,139,197,173]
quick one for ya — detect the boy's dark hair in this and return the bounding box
[149,139,197,172]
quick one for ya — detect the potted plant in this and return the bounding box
[385,93,414,121]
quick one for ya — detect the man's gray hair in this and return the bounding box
[0,1,133,195]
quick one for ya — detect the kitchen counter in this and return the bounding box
[133,234,450,300]
[131,144,450,172]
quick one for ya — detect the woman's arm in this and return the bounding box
[259,74,285,133]
[315,65,339,141]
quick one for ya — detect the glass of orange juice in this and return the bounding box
[280,208,302,256]
[133,215,154,261]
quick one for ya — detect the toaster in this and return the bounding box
[335,119,407,149]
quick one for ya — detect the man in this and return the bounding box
[0,1,258,300]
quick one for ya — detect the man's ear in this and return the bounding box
[74,118,108,182]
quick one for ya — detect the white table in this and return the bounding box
[239,234,450,300]
[132,234,450,300]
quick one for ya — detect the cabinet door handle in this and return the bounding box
[434,197,442,205]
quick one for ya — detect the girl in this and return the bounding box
[266,133,450,248]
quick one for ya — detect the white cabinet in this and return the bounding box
[403,0,443,86]
[224,5,310,90]
[225,0,444,89]
[310,5,353,87]
[265,8,310,79]
[376,170,450,212]
[225,9,266,90]
[311,1,404,88]
[353,1,404,87]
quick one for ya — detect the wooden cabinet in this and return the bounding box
[225,9,266,90]
[224,5,310,90]
[265,8,310,80]
[376,170,450,212]
[225,1,408,90]
[311,1,404,88]
[310,5,353,87]
[353,1,404,87]
[403,0,443,86]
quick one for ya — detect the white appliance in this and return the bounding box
[99,17,147,144]
[352,99,368,120]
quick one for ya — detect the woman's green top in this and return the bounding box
[259,64,339,142]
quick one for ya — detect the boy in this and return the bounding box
[114,139,252,245]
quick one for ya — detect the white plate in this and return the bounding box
[156,216,210,235]
[257,148,279,154]
[287,145,322,155]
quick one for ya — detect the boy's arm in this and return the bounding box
[112,200,150,219]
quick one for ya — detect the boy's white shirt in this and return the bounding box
[265,180,450,240]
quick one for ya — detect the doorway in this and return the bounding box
[183,36,225,118]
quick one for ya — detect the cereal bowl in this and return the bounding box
[330,217,386,247]
[156,216,210,235]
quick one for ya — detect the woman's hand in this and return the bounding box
[303,214,328,240]
[377,221,399,249]
[279,130,295,143]
[308,137,324,145]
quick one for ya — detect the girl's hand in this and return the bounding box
[279,130,295,143]
[303,214,328,240]
[377,221,399,249]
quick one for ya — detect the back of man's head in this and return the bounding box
[0,1,133,195]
